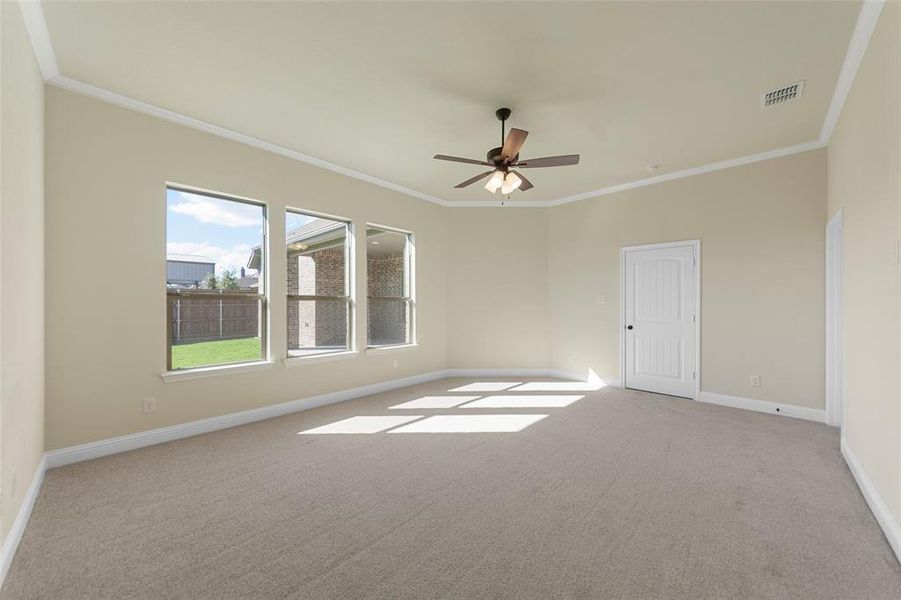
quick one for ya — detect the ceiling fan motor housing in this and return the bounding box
[487,147,505,167]
[433,105,578,192]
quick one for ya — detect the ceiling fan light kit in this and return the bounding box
[434,107,580,195]
[500,172,522,194]
[484,170,505,193]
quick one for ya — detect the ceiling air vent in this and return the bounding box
[761,81,805,108]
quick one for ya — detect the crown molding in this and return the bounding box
[17,0,59,80]
[48,75,450,207]
[545,139,826,207]
[19,0,883,209]
[819,0,885,144]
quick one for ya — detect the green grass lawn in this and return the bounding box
[171,337,262,370]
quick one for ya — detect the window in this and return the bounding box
[166,187,267,370]
[366,226,414,347]
[285,211,352,357]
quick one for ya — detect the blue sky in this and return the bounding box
[166,189,317,275]
[166,189,264,275]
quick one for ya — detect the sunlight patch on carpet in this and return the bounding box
[388,414,547,433]
[448,382,521,392]
[460,395,584,408]
[299,415,422,434]
[389,396,480,409]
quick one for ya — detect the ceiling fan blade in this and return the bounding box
[516,154,580,168]
[501,128,529,161]
[454,170,495,188]
[434,154,491,166]
[513,171,534,191]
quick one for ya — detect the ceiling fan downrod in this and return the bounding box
[496,107,511,147]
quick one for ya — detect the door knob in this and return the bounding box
[626,325,633,330]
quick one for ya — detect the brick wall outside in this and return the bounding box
[367,254,407,346]
[285,249,408,350]
[288,248,347,350]
[287,255,299,347]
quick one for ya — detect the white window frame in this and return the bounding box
[366,224,416,349]
[284,208,354,359]
[164,184,270,376]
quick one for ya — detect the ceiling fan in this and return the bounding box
[434,107,580,195]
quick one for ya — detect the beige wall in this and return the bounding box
[0,2,46,540]
[446,208,549,369]
[23,0,901,569]
[45,83,831,452]
[548,149,827,408]
[827,2,900,525]
[11,0,899,568]
[44,88,447,450]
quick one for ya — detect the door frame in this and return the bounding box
[620,239,701,400]
[825,210,843,428]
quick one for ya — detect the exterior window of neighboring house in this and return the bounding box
[366,226,414,347]
[282,210,352,357]
[165,186,267,371]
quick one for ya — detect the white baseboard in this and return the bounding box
[45,368,592,469]
[841,437,901,565]
[698,391,826,423]
[540,369,621,388]
[43,377,823,471]
[46,369,452,468]
[9,367,586,590]
[9,370,898,592]
[446,368,625,388]
[0,456,46,590]
[445,368,576,379]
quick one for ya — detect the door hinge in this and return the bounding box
[692,314,696,322]
[692,370,697,380]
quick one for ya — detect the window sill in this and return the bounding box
[161,360,275,383]
[366,343,418,354]
[283,350,359,367]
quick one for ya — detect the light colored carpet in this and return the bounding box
[2,378,900,599]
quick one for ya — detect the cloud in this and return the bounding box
[167,242,257,275]
[169,191,261,228]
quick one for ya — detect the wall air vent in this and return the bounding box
[761,81,805,108]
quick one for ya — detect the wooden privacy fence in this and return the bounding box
[167,290,261,344]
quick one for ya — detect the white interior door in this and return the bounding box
[623,243,698,398]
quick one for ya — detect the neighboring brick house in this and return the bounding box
[247,218,407,353]
[367,253,407,346]
[289,248,347,349]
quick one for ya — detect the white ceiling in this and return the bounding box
[40,1,862,204]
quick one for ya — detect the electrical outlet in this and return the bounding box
[749,375,761,387]
[597,295,607,305]
[143,397,158,414]
[393,360,399,369]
